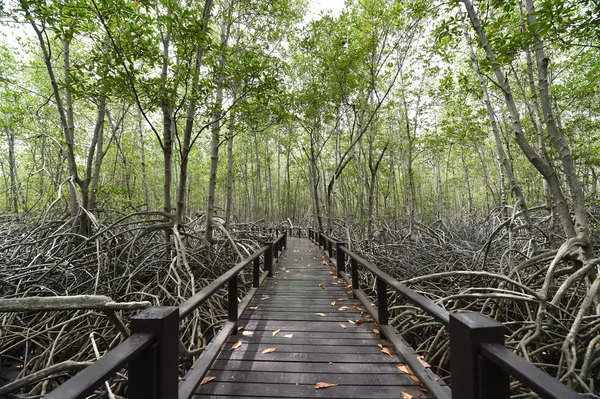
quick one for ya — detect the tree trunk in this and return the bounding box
[462,0,576,239]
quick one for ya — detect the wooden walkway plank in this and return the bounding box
[194,237,432,398]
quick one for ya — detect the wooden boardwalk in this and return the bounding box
[195,237,430,398]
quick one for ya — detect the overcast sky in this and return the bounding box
[307,0,346,20]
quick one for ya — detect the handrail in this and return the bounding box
[309,228,583,399]
[44,232,287,399]
[45,333,154,399]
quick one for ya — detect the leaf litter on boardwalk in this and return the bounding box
[314,382,338,389]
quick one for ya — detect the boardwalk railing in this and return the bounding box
[46,231,288,399]
[308,228,582,399]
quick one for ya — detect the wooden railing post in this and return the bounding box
[253,257,260,288]
[376,277,388,338]
[228,274,238,334]
[450,313,509,399]
[129,307,178,399]
[336,242,346,277]
[265,243,273,276]
[328,240,333,258]
[351,258,358,289]
[283,231,287,249]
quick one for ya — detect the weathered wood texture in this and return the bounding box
[195,237,433,398]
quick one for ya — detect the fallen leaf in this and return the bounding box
[336,298,348,301]
[272,329,281,337]
[230,340,242,350]
[340,323,347,329]
[397,365,413,374]
[330,301,336,306]
[249,306,259,310]
[200,376,216,385]
[284,334,294,338]
[378,344,384,349]
[260,295,270,301]
[314,382,338,389]
[381,347,395,357]
[373,328,380,334]
[237,326,244,331]
[242,331,254,336]
[316,312,327,316]
[409,375,420,383]
[338,306,349,311]
[417,355,431,368]
[322,260,328,265]
[353,306,365,311]
[355,319,363,324]
[400,392,413,399]
[348,319,356,324]
[261,347,278,354]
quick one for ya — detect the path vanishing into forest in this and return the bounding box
[195,237,433,398]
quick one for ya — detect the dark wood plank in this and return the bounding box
[201,370,419,385]
[194,381,426,398]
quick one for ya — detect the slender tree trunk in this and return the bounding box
[138,112,150,209]
[224,103,236,229]
[177,0,214,226]
[6,128,19,214]
[205,0,228,244]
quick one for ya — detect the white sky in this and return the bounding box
[306,0,346,20]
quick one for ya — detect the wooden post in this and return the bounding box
[129,307,178,399]
[336,242,346,277]
[449,313,509,399]
[351,258,358,290]
[253,257,260,288]
[328,240,333,258]
[283,231,287,249]
[228,274,238,334]
[265,243,273,276]
[376,277,388,338]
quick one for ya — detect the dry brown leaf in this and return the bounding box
[372,328,380,334]
[272,329,281,337]
[322,260,328,265]
[242,331,254,336]
[348,319,356,324]
[417,355,431,368]
[340,323,347,329]
[377,344,384,349]
[330,301,336,306]
[314,382,338,389]
[260,296,270,301]
[397,365,413,374]
[400,392,413,399]
[381,348,395,357]
[230,340,242,351]
[353,306,365,311]
[284,334,293,338]
[316,312,327,316]
[355,319,363,324]
[261,347,278,354]
[409,375,420,383]
[200,376,216,385]
[338,306,349,311]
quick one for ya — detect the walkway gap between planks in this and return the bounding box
[194,237,433,398]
